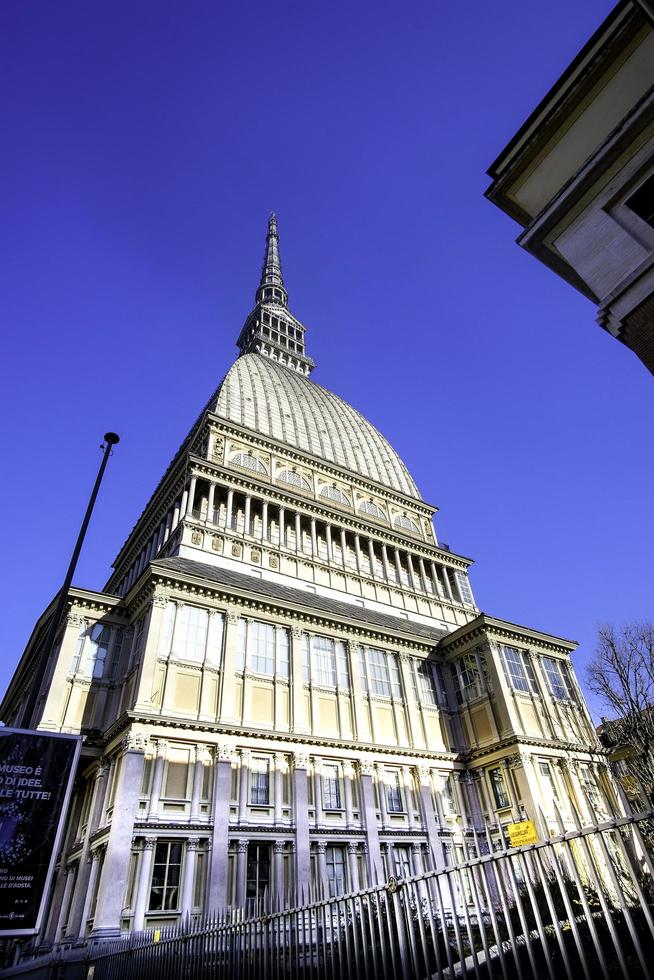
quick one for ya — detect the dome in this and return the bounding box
[212,353,421,499]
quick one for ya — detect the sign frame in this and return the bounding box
[506,819,538,848]
[0,727,81,938]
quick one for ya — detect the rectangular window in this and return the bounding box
[367,648,391,697]
[542,657,569,701]
[163,748,191,799]
[322,763,341,810]
[358,648,369,694]
[456,654,483,703]
[158,602,176,657]
[336,641,349,688]
[249,621,275,675]
[579,766,602,810]
[236,618,247,670]
[386,771,403,813]
[489,767,510,809]
[501,646,537,695]
[250,757,270,805]
[246,842,271,912]
[177,606,208,662]
[326,845,346,897]
[302,633,310,683]
[149,841,182,911]
[416,659,445,705]
[454,570,474,606]
[538,761,559,801]
[278,627,290,679]
[312,636,337,687]
[205,613,224,666]
[441,773,456,813]
[394,844,412,879]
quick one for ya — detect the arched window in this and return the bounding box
[358,500,387,521]
[319,485,351,507]
[277,468,311,491]
[393,513,420,534]
[230,452,268,476]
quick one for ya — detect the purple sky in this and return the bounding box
[2,0,650,720]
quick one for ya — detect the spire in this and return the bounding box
[236,213,315,376]
[256,212,288,307]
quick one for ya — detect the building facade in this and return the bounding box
[485,0,654,375]
[1,216,616,943]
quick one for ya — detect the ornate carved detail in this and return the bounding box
[212,536,223,552]
[195,744,212,766]
[155,739,169,759]
[358,759,375,778]
[236,839,249,853]
[417,765,432,785]
[226,610,240,625]
[122,732,148,753]
[347,841,358,854]
[342,761,355,778]
[186,837,201,852]
[152,591,168,608]
[232,544,243,558]
[274,753,287,769]
[67,612,84,627]
[212,436,225,461]
[95,760,109,780]
[269,556,279,568]
[217,742,234,762]
[411,841,423,854]
[293,751,310,770]
[273,840,285,853]
[191,530,203,546]
[143,836,158,851]
[386,875,399,894]
[251,549,261,563]
[316,841,327,854]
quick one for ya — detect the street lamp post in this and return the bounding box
[22,432,120,728]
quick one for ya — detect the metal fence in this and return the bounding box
[6,806,654,980]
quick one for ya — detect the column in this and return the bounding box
[180,838,200,916]
[342,762,355,828]
[262,501,269,541]
[180,488,189,520]
[78,848,103,936]
[403,766,416,828]
[377,765,389,829]
[382,544,392,583]
[326,524,333,562]
[93,734,147,938]
[235,839,248,908]
[274,753,284,824]
[207,483,216,524]
[190,745,207,822]
[218,611,239,723]
[310,518,318,557]
[340,529,348,567]
[291,628,307,733]
[293,752,311,898]
[147,740,168,820]
[55,863,77,939]
[186,477,197,517]
[347,842,360,891]
[348,642,368,740]
[394,549,404,586]
[406,553,417,590]
[66,762,110,937]
[417,765,445,869]
[279,506,285,547]
[132,837,157,931]
[358,760,383,880]
[441,566,454,601]
[238,750,250,824]
[354,535,363,574]
[313,758,325,827]
[399,655,424,749]
[39,611,85,730]
[292,512,299,552]
[244,495,251,536]
[368,540,377,579]
[172,499,181,529]
[208,745,234,908]
[273,841,285,904]
[225,489,234,530]
[411,841,424,875]
[418,558,430,593]
[316,841,328,898]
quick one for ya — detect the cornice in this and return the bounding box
[438,614,576,656]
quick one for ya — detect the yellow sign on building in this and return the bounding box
[507,820,538,847]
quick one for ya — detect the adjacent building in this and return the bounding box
[1,215,615,943]
[485,0,654,374]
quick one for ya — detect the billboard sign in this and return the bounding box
[0,728,80,936]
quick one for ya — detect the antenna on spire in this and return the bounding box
[256,211,288,307]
